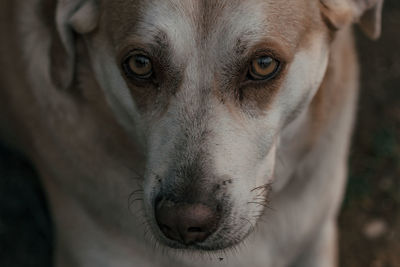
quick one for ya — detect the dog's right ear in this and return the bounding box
[320,0,384,40]
[50,0,99,89]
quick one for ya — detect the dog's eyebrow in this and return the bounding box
[233,36,293,64]
[151,30,171,57]
[115,28,171,60]
[233,37,250,58]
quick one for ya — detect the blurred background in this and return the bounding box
[0,1,399,267]
[339,1,400,266]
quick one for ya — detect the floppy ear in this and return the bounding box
[50,0,99,89]
[320,0,384,40]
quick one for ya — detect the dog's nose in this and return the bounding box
[155,199,218,245]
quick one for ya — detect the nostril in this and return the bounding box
[154,195,163,208]
[160,224,172,232]
[187,227,203,233]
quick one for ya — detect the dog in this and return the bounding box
[0,0,383,266]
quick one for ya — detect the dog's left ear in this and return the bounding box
[320,0,384,40]
[51,0,99,89]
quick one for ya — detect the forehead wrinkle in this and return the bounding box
[196,0,240,42]
[195,1,265,66]
[115,0,198,61]
[196,1,269,74]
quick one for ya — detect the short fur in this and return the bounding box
[0,0,383,266]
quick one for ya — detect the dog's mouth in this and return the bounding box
[154,220,252,252]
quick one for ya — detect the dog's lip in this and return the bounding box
[150,217,253,252]
[157,237,234,251]
[156,230,251,252]
[160,239,213,250]
[152,224,216,250]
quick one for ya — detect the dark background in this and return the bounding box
[339,1,400,266]
[0,1,399,266]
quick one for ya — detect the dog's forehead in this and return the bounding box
[105,0,317,56]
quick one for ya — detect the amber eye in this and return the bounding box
[122,51,153,80]
[248,56,280,80]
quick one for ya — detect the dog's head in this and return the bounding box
[51,0,383,251]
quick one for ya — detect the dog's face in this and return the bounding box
[55,0,382,252]
[88,0,330,250]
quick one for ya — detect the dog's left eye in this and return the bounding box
[248,56,280,81]
[122,51,153,80]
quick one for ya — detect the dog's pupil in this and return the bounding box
[135,56,149,68]
[257,57,272,69]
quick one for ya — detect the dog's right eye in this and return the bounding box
[122,51,153,80]
[248,56,280,81]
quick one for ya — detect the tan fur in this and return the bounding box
[0,1,382,267]
[309,28,359,145]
